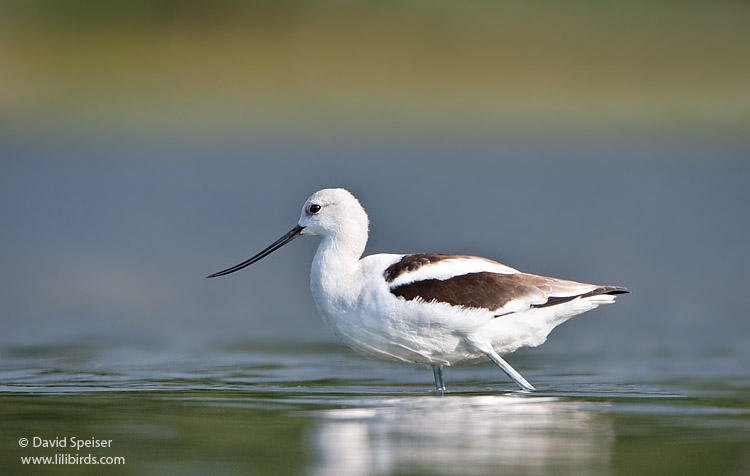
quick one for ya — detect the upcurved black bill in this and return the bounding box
[206,225,304,278]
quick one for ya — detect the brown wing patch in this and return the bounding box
[390,272,629,313]
[384,254,455,283]
[390,272,549,311]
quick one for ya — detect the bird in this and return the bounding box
[208,188,629,392]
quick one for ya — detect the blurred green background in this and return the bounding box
[2,3,750,476]
[2,0,749,139]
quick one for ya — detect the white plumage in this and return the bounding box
[208,188,628,391]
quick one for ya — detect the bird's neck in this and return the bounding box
[310,232,366,306]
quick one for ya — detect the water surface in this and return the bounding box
[2,343,748,475]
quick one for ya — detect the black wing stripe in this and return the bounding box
[531,286,630,309]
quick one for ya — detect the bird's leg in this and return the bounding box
[485,349,535,391]
[431,364,446,391]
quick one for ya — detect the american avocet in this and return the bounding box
[208,188,628,391]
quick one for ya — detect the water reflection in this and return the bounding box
[311,395,614,476]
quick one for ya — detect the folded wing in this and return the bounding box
[386,254,628,316]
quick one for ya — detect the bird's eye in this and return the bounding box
[309,204,321,214]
